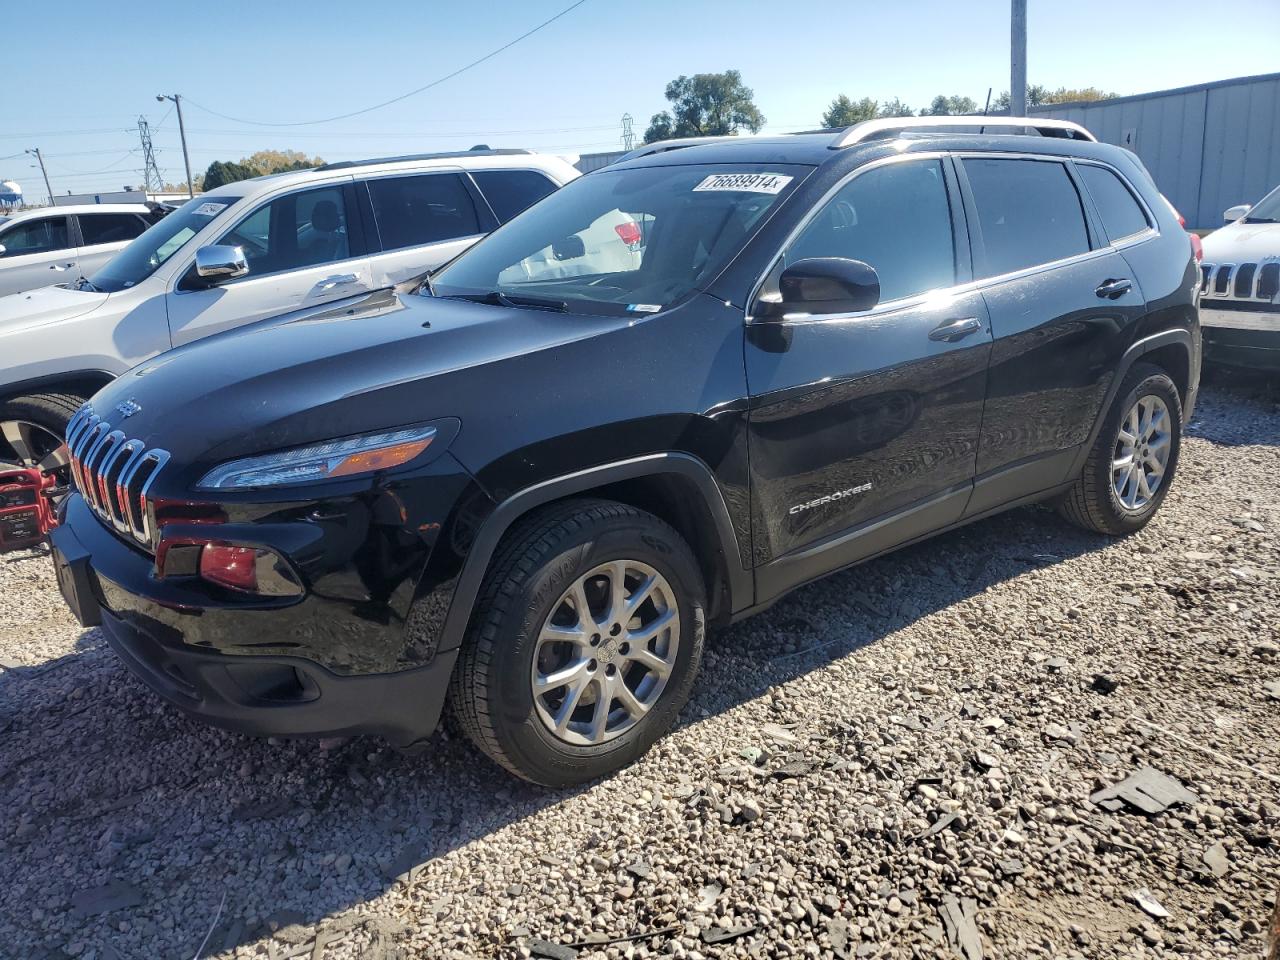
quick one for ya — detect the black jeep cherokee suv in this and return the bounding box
[50,118,1201,786]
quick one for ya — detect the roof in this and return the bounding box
[195,150,582,199]
[2,203,153,221]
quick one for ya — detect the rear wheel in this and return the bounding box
[0,393,83,496]
[1058,363,1182,535]
[447,499,706,786]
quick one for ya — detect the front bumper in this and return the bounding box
[1200,305,1280,370]
[49,488,470,746]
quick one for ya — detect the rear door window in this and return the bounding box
[962,158,1091,277]
[472,169,559,222]
[366,173,481,251]
[0,216,70,256]
[78,213,149,246]
[1077,164,1150,242]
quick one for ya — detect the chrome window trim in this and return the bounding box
[747,148,1147,326]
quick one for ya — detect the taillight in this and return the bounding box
[614,221,642,246]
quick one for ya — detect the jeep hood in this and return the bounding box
[0,283,109,332]
[1201,220,1280,263]
[89,288,631,479]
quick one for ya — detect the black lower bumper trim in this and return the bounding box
[100,608,457,745]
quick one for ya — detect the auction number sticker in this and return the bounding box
[192,202,228,217]
[692,173,793,194]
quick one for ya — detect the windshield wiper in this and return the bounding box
[74,275,100,292]
[451,290,568,313]
[1243,216,1278,224]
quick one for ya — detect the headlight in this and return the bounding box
[197,424,438,490]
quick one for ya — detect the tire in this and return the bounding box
[0,392,85,485]
[447,498,706,786]
[1058,362,1182,536]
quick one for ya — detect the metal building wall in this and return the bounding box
[1032,73,1280,229]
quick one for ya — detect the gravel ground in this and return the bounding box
[1,374,1278,960]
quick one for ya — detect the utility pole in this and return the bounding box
[25,148,53,205]
[157,93,194,197]
[620,113,635,152]
[137,116,162,194]
[1010,0,1028,117]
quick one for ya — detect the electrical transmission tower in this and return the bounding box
[137,117,162,193]
[620,113,635,152]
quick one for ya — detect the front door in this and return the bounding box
[955,155,1149,515]
[746,156,992,601]
[166,181,372,347]
[0,215,76,296]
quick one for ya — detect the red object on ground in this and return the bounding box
[0,467,58,553]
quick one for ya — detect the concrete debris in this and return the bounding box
[1089,766,1198,814]
[939,895,984,960]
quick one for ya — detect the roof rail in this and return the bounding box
[832,115,1096,147]
[616,136,743,164]
[316,147,533,171]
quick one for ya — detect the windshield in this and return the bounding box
[1244,184,1280,223]
[431,163,809,316]
[87,194,245,292]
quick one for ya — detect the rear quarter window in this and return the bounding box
[1077,164,1150,242]
[472,169,559,222]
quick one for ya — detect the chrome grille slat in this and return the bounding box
[1200,261,1280,303]
[64,404,170,550]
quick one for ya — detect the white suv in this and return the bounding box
[0,203,163,298]
[0,149,579,484]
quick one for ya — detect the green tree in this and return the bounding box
[993,84,1118,111]
[241,149,324,175]
[822,95,879,129]
[201,160,257,191]
[643,70,765,143]
[921,94,978,116]
[876,97,915,118]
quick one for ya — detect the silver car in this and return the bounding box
[0,203,160,297]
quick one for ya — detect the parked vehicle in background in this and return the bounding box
[48,117,1200,785]
[0,203,166,298]
[0,149,579,502]
[1198,183,1280,369]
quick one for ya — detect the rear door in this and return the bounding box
[165,180,373,347]
[0,214,76,296]
[746,155,993,599]
[362,170,493,286]
[74,212,150,277]
[956,154,1148,515]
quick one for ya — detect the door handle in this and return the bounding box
[316,273,360,292]
[49,263,74,271]
[928,317,983,342]
[1095,278,1132,299]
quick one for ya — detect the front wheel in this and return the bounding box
[1058,363,1183,535]
[447,499,706,786]
[0,392,84,495]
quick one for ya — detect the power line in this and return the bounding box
[185,122,619,140]
[183,0,592,127]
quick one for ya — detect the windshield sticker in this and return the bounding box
[627,303,662,313]
[192,202,228,217]
[692,173,793,195]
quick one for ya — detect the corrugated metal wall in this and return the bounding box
[1032,73,1280,229]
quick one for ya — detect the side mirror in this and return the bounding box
[1223,204,1251,224]
[0,243,7,257]
[195,244,249,282]
[756,257,880,321]
[552,234,585,261]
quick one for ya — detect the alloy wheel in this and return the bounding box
[0,419,71,490]
[1111,395,1171,512]
[530,559,680,746]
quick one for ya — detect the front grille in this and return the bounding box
[65,405,170,549]
[1200,261,1280,302]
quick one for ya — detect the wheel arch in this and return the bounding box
[437,453,751,655]
[1071,328,1193,477]
[0,370,114,408]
